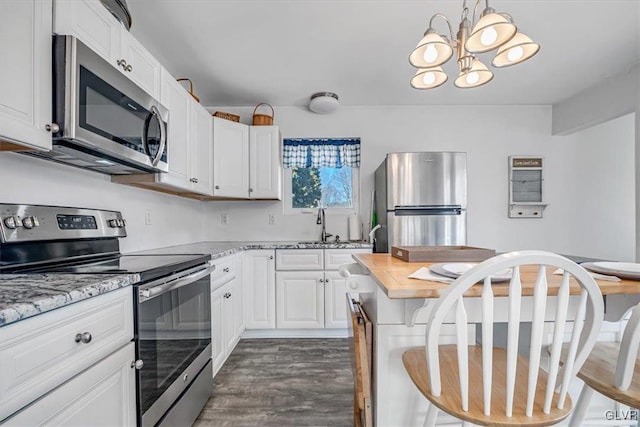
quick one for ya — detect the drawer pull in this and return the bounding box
[131,359,144,370]
[223,267,230,273]
[74,332,92,344]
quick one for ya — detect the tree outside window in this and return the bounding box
[291,167,353,209]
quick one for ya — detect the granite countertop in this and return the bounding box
[132,240,373,260]
[0,273,140,328]
[0,241,371,328]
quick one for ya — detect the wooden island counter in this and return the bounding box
[348,253,640,426]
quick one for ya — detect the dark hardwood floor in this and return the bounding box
[194,338,354,427]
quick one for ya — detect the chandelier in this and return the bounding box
[409,0,540,89]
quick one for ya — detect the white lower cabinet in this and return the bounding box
[244,250,276,329]
[324,271,349,328]
[276,271,325,329]
[210,254,244,376]
[3,342,136,426]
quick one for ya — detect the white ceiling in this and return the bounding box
[127,0,640,107]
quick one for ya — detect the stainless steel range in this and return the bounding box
[0,204,214,427]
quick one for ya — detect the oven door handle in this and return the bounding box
[139,262,215,302]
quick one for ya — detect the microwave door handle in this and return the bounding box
[139,263,215,302]
[143,105,166,167]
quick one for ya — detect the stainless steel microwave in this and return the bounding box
[25,36,168,175]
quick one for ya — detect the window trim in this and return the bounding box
[283,167,360,215]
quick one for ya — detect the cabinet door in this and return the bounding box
[276,271,325,329]
[212,117,249,198]
[276,249,324,271]
[158,68,190,190]
[211,285,225,376]
[190,104,214,195]
[324,271,349,328]
[119,31,161,99]
[222,283,235,353]
[0,0,52,151]
[53,0,120,65]
[3,342,136,427]
[243,250,276,329]
[233,256,245,337]
[249,126,282,200]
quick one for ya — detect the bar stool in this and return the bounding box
[568,302,640,426]
[402,251,605,426]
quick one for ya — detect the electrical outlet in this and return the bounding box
[268,213,277,225]
[221,213,229,225]
[144,209,152,226]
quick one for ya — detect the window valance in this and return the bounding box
[283,138,360,168]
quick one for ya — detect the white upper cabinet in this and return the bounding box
[212,117,249,198]
[190,104,214,195]
[249,126,282,200]
[0,0,53,151]
[159,69,191,190]
[118,31,161,99]
[158,69,213,196]
[54,0,160,99]
[53,0,119,64]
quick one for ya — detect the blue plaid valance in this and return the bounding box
[283,138,360,168]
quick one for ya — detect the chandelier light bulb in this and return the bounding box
[423,44,438,64]
[480,26,498,46]
[423,72,436,85]
[507,45,524,62]
[465,71,480,85]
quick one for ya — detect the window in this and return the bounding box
[283,138,360,214]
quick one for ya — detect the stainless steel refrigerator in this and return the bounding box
[374,152,467,252]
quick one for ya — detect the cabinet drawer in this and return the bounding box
[276,249,324,270]
[0,287,133,421]
[3,342,136,426]
[324,248,372,270]
[210,255,236,290]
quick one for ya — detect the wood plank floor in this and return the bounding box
[194,338,354,427]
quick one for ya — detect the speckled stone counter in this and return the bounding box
[0,273,140,328]
[132,241,373,260]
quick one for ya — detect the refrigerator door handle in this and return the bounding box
[393,206,462,216]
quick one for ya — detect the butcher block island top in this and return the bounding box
[352,253,640,299]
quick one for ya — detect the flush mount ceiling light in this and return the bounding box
[309,92,340,114]
[409,0,540,89]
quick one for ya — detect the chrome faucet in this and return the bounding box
[316,208,333,243]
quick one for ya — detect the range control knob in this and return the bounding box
[22,216,39,229]
[116,219,124,227]
[3,216,19,229]
[108,219,118,228]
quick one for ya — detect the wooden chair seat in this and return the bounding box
[567,342,640,409]
[403,345,573,427]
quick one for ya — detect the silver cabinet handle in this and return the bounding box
[190,178,199,183]
[325,278,330,283]
[117,59,127,68]
[224,292,231,299]
[131,360,144,370]
[125,64,133,72]
[223,267,230,273]
[45,123,60,133]
[269,255,274,260]
[74,332,92,344]
[319,278,324,283]
[215,185,220,190]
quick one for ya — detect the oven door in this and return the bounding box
[136,264,212,427]
[54,35,168,173]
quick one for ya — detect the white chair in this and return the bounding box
[402,250,604,426]
[569,302,640,425]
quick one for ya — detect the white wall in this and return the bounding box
[205,105,591,255]
[1,105,633,259]
[0,153,206,253]
[562,114,636,261]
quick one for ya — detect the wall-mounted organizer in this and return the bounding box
[508,156,548,218]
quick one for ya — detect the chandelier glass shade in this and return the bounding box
[409,0,539,89]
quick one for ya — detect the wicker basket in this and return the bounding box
[212,111,240,122]
[176,78,200,103]
[252,103,274,126]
